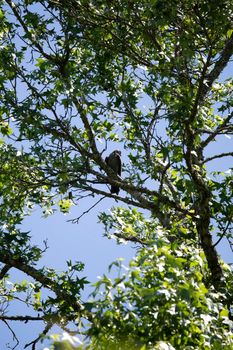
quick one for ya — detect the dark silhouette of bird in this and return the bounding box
[105,150,121,194]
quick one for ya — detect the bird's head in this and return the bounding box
[113,150,121,156]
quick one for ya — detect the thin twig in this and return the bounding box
[212,220,232,248]
[68,196,105,224]
[24,322,52,350]
[0,315,43,321]
[202,151,233,164]
[2,319,19,350]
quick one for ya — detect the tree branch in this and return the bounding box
[196,34,233,108]
[203,151,233,164]
[2,319,19,350]
[0,264,11,279]
[24,322,52,350]
[113,232,147,245]
[68,196,105,224]
[201,112,233,148]
[0,315,43,321]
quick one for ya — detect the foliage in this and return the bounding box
[0,0,232,349]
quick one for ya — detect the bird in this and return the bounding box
[105,150,122,195]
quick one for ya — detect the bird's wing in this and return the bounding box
[117,154,122,176]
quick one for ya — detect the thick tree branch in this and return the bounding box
[73,97,101,158]
[0,264,11,279]
[181,34,233,288]
[190,48,213,123]
[184,125,224,289]
[195,35,233,109]
[184,148,224,289]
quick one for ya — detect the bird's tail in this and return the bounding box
[111,185,119,195]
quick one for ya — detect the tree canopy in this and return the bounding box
[0,0,233,349]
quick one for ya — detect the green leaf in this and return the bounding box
[227,29,233,38]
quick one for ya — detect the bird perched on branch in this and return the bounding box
[105,150,122,195]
